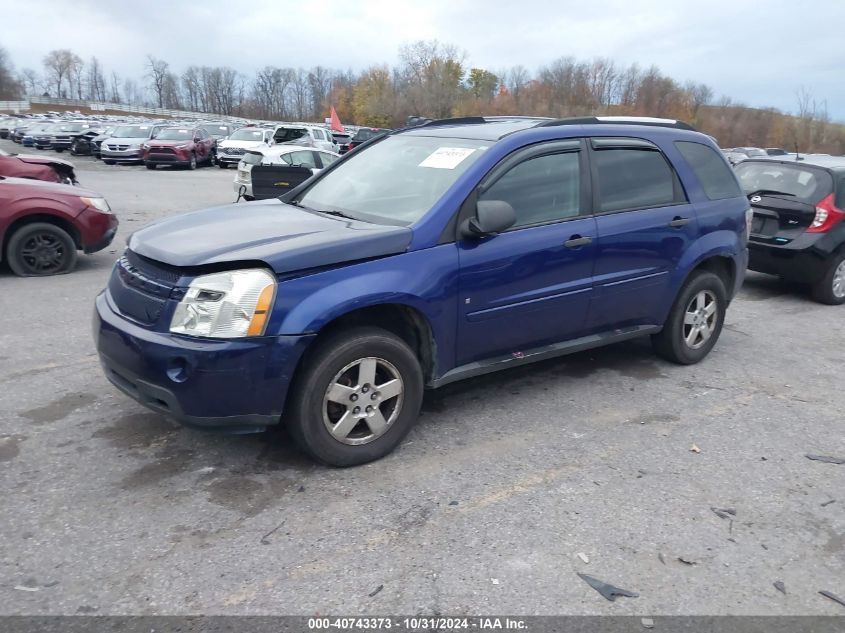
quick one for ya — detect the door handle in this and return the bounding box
[564,235,593,248]
[669,216,691,228]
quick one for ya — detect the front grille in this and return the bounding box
[106,144,130,151]
[221,147,244,156]
[150,147,176,154]
[124,249,183,284]
[108,252,184,326]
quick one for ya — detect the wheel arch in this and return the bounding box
[1,212,82,263]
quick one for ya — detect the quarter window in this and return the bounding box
[480,152,580,228]
[594,148,680,212]
[319,152,338,167]
[675,141,742,200]
[282,150,317,169]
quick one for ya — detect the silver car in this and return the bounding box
[100,123,167,164]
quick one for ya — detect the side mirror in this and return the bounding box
[193,137,201,143]
[461,199,516,239]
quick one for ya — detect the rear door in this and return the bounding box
[457,140,597,364]
[734,161,834,243]
[588,138,697,329]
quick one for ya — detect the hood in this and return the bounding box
[103,136,147,144]
[15,154,74,168]
[128,199,412,273]
[147,139,191,147]
[218,139,267,150]
[0,176,98,197]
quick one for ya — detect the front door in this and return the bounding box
[457,140,597,365]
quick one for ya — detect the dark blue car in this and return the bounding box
[94,116,750,466]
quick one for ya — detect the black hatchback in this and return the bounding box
[737,157,845,304]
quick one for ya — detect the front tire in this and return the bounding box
[288,327,424,467]
[6,222,78,276]
[652,271,727,365]
[218,161,228,169]
[145,162,156,170]
[187,153,197,170]
[811,252,845,305]
[103,159,115,165]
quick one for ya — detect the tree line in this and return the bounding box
[0,42,841,154]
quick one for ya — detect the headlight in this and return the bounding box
[170,269,276,338]
[81,197,112,214]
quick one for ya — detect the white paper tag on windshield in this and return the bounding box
[419,147,476,169]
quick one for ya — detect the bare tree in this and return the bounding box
[145,55,170,107]
[42,49,79,97]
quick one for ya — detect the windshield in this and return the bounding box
[296,135,488,225]
[229,128,265,141]
[735,162,833,205]
[156,128,193,140]
[275,127,307,142]
[60,123,86,132]
[112,125,151,138]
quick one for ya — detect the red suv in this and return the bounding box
[143,126,216,170]
[0,176,118,276]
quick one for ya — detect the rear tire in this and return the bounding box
[652,271,727,365]
[287,326,424,467]
[6,222,78,276]
[811,252,845,305]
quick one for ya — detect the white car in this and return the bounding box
[217,127,274,168]
[233,145,340,199]
[273,125,338,152]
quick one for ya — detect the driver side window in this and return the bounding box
[479,152,581,229]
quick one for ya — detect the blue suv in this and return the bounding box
[94,116,750,466]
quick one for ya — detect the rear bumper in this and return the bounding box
[94,291,314,430]
[748,238,833,283]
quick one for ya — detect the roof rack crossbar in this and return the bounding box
[535,116,696,132]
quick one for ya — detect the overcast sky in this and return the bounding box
[3,0,842,119]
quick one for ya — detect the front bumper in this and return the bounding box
[101,149,144,161]
[218,154,244,165]
[146,153,191,165]
[94,291,314,430]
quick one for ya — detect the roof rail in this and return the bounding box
[417,116,488,128]
[536,116,696,131]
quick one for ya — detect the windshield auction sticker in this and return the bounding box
[419,147,476,169]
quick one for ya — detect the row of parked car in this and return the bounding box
[0,114,389,172]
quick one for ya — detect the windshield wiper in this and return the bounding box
[317,208,355,220]
[747,189,796,198]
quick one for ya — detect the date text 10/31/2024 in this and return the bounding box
[307,617,528,630]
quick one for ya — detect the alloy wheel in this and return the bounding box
[322,357,404,446]
[19,232,67,274]
[832,260,845,299]
[683,290,718,349]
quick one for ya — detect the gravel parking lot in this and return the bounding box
[1,139,843,616]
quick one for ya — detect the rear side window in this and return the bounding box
[675,141,742,200]
[593,148,679,212]
[480,152,580,228]
[734,162,833,205]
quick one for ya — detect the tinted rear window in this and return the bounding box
[676,141,742,200]
[594,148,679,212]
[734,162,833,205]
